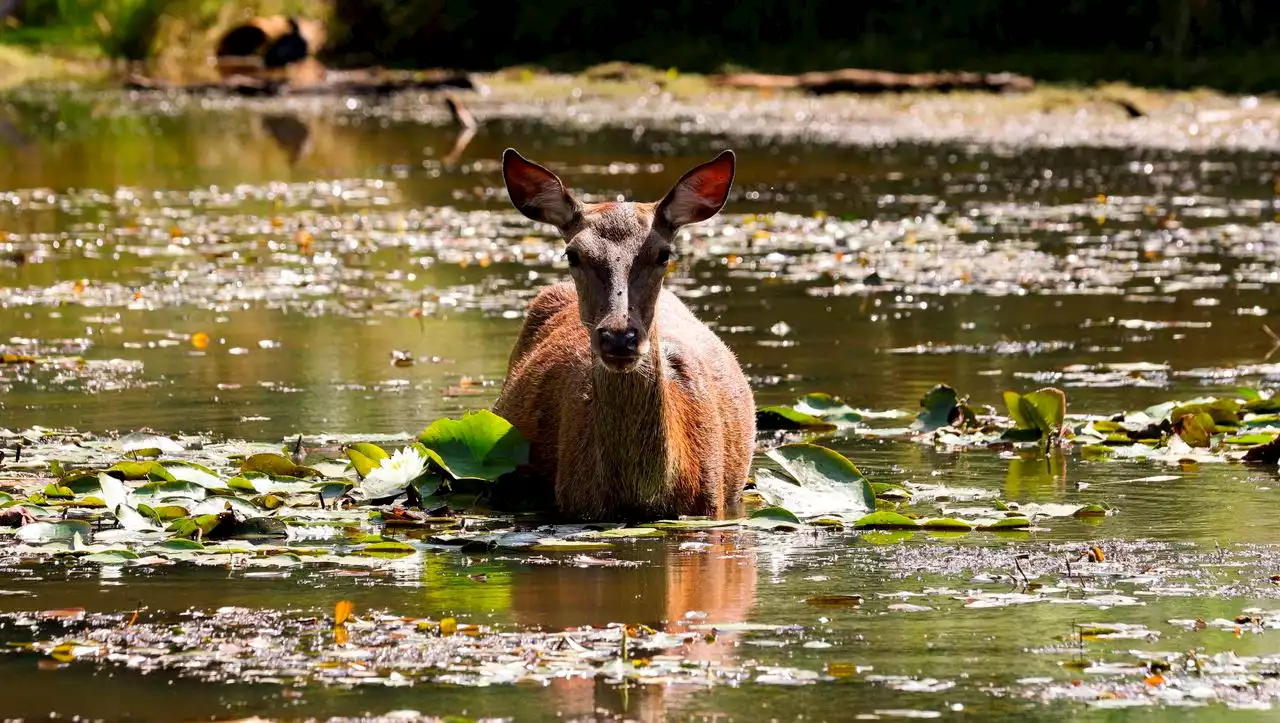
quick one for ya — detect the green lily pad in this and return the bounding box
[764,443,875,511]
[358,541,417,556]
[978,517,1032,530]
[870,483,912,500]
[794,393,859,419]
[573,527,666,539]
[108,461,177,482]
[83,550,142,564]
[1081,444,1115,460]
[155,538,206,551]
[744,506,802,530]
[853,511,919,529]
[161,462,225,489]
[417,409,530,481]
[1003,387,1066,439]
[1175,412,1215,448]
[914,384,962,430]
[1171,399,1240,426]
[345,443,389,479]
[1225,433,1278,446]
[648,519,741,531]
[528,539,614,552]
[755,406,838,431]
[240,453,321,479]
[16,520,94,544]
[916,517,975,531]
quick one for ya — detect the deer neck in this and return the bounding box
[590,334,674,504]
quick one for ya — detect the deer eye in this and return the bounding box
[655,249,672,266]
[565,249,581,267]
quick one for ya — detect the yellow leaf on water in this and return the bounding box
[440,617,457,635]
[191,332,209,351]
[335,600,353,626]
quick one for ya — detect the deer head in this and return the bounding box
[502,149,735,372]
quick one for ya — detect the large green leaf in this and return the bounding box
[764,443,876,510]
[417,410,530,481]
[1003,387,1066,438]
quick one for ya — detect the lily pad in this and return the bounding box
[914,384,964,430]
[108,461,177,482]
[763,444,875,511]
[1003,387,1067,439]
[744,506,803,530]
[16,520,94,544]
[345,443,390,479]
[358,541,417,556]
[417,410,530,481]
[240,453,321,479]
[853,511,919,530]
[755,406,837,431]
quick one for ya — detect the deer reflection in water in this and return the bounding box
[508,533,758,721]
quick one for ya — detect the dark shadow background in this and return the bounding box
[326,0,1280,91]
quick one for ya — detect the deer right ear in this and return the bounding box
[502,149,581,230]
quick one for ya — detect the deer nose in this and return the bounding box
[596,326,640,358]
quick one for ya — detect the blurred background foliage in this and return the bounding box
[2,0,1280,90]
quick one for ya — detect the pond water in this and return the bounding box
[1,86,1280,722]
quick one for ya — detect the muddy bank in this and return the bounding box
[46,69,1279,153]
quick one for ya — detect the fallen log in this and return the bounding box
[711,68,1035,95]
[123,70,477,97]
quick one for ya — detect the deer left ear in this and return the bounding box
[502,148,582,230]
[657,150,735,229]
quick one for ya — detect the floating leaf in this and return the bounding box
[1174,412,1214,448]
[154,539,205,551]
[764,444,875,511]
[794,393,858,418]
[528,539,614,552]
[208,516,288,541]
[572,527,666,540]
[755,406,837,431]
[1003,387,1066,439]
[83,550,142,564]
[240,453,321,479]
[1224,433,1277,446]
[108,461,176,482]
[17,520,94,544]
[161,462,225,489]
[870,483,912,500]
[358,541,416,556]
[853,511,919,529]
[344,443,389,479]
[914,384,962,430]
[417,410,530,481]
[1171,399,1240,426]
[978,517,1032,530]
[916,517,975,531]
[648,519,741,531]
[806,594,863,607]
[744,506,802,530]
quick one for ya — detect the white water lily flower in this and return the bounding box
[353,447,428,500]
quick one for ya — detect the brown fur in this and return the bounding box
[494,149,755,522]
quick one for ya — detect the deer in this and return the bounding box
[493,148,756,522]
